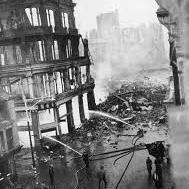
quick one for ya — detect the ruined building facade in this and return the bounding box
[0,0,96,150]
[156,0,189,188]
[0,88,20,188]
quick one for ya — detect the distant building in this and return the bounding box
[89,10,168,84]
[96,10,120,39]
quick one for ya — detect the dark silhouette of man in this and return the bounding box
[153,171,161,189]
[158,142,165,162]
[97,166,107,189]
[146,156,152,177]
[49,164,55,185]
[155,158,162,187]
[82,151,89,168]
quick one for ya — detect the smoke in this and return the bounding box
[89,20,169,103]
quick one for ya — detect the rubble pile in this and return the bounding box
[60,80,168,145]
[98,81,167,124]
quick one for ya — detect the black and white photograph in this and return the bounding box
[0,0,188,188]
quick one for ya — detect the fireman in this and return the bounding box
[146,157,152,177]
[82,151,89,168]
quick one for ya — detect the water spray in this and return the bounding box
[89,110,134,127]
[43,136,82,156]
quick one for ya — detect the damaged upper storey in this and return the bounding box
[0,0,94,97]
[0,0,96,137]
[0,0,77,45]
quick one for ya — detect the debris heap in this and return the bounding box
[60,80,168,144]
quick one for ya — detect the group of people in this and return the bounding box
[48,151,107,189]
[48,142,170,189]
[145,141,171,189]
[146,156,163,189]
[82,151,107,189]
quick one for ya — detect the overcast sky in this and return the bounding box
[74,0,160,34]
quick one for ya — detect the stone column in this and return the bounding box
[57,38,68,59]
[70,35,80,58]
[54,9,63,32]
[31,110,41,157]
[39,5,48,26]
[66,100,75,133]
[86,64,91,83]
[78,94,85,123]
[44,38,53,61]
[20,43,31,64]
[63,68,70,91]
[68,10,76,29]
[75,66,82,87]
[38,74,45,97]
[169,38,181,105]
[87,90,96,110]
[54,106,62,136]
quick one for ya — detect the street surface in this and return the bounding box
[38,128,173,189]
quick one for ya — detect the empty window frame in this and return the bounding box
[61,12,69,28]
[46,9,55,32]
[66,39,72,58]
[55,72,64,94]
[81,66,87,84]
[0,131,5,153]
[43,73,51,97]
[0,54,5,66]
[25,8,41,26]
[38,41,46,61]
[51,40,59,60]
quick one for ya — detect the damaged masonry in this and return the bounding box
[0,0,189,189]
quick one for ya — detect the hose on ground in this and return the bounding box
[114,136,142,189]
[73,164,86,189]
[113,151,131,166]
[91,151,131,161]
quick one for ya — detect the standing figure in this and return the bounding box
[165,144,171,165]
[49,164,55,185]
[158,142,165,162]
[82,38,89,58]
[82,151,89,168]
[155,158,163,187]
[146,157,152,177]
[153,171,161,189]
[97,166,107,189]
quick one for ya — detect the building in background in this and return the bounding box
[88,10,168,100]
[0,0,96,151]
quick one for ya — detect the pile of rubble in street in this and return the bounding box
[59,80,168,145]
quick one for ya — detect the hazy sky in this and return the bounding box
[74,0,160,34]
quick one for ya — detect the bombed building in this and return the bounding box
[0,0,96,150]
[1,0,189,189]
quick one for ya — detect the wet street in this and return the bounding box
[39,127,173,189]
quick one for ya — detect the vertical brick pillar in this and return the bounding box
[66,100,75,133]
[63,68,70,91]
[87,90,96,110]
[68,11,76,29]
[31,110,41,157]
[54,106,62,135]
[78,94,85,123]
[49,73,55,98]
